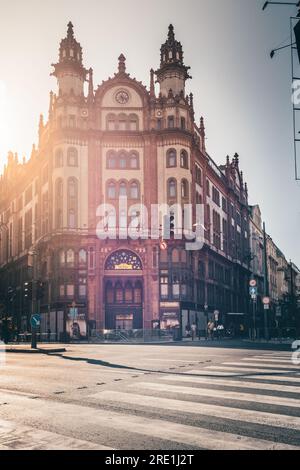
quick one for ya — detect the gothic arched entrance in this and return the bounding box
[104,250,143,330]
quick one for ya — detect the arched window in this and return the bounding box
[66,249,75,267]
[115,282,123,303]
[180,117,186,130]
[119,152,127,169]
[59,250,65,266]
[119,210,127,229]
[125,281,133,303]
[129,152,139,169]
[107,113,117,130]
[118,114,127,131]
[180,150,189,169]
[134,281,143,304]
[55,179,63,229]
[168,116,175,128]
[119,181,127,197]
[196,192,202,205]
[168,179,177,199]
[130,181,139,199]
[107,181,116,199]
[172,249,180,263]
[79,249,87,266]
[67,178,78,228]
[107,151,116,169]
[129,114,139,131]
[67,147,78,167]
[167,149,177,168]
[181,179,189,199]
[55,149,63,168]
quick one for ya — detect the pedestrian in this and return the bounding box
[185,323,191,338]
[209,321,215,341]
[191,322,197,341]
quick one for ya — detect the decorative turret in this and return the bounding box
[155,24,191,98]
[51,22,87,96]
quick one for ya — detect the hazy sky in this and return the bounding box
[0,0,299,264]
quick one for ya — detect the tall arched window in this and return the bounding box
[129,114,139,131]
[119,181,127,197]
[107,151,116,169]
[118,114,127,131]
[55,179,63,229]
[181,179,189,199]
[55,149,63,168]
[107,181,116,199]
[125,281,133,303]
[129,152,139,169]
[59,250,65,266]
[130,181,139,199]
[67,147,78,167]
[67,178,78,228]
[180,150,189,169]
[79,249,87,266]
[168,179,177,199]
[172,249,180,263]
[66,249,75,267]
[167,149,177,168]
[119,152,127,169]
[107,113,117,130]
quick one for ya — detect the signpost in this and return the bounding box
[30,314,41,349]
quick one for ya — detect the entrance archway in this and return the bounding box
[104,250,143,330]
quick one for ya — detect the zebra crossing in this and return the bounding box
[0,351,299,450]
[85,351,300,450]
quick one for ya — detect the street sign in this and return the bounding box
[264,304,270,311]
[30,314,41,328]
[249,287,257,297]
[249,279,257,288]
[214,310,219,322]
[69,308,78,320]
[263,297,270,305]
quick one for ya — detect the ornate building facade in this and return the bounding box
[0,23,251,338]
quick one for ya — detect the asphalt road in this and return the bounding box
[0,343,299,450]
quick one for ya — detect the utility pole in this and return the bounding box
[263,222,270,340]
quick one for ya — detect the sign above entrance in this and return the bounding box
[105,250,142,271]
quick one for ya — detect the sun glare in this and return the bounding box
[0,80,13,171]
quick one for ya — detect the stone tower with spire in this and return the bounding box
[155,24,191,98]
[51,21,88,96]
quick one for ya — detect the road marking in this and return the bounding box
[131,382,300,408]
[0,418,113,450]
[242,358,293,364]
[94,391,300,431]
[160,375,300,394]
[223,362,299,370]
[205,366,299,375]
[1,391,298,450]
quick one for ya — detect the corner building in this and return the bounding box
[0,23,251,337]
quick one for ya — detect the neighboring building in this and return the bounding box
[0,23,259,339]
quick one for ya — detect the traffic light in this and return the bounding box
[7,286,16,303]
[36,281,45,300]
[24,281,33,301]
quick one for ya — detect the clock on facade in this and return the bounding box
[115,90,129,104]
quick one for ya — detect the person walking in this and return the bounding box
[191,322,197,341]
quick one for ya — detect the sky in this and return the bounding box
[0,0,299,265]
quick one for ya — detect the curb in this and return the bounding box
[5,348,66,354]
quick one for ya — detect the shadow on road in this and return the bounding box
[49,352,300,380]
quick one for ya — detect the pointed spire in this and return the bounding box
[234,152,239,167]
[168,24,175,42]
[150,69,155,97]
[88,68,94,103]
[118,54,126,74]
[67,21,74,39]
[226,155,230,166]
[200,116,205,132]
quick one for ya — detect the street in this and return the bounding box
[0,343,299,450]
